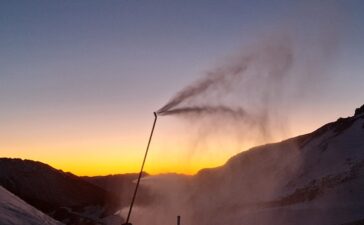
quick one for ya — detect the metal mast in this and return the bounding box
[123,112,158,225]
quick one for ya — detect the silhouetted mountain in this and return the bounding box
[0,158,120,225]
[0,185,64,225]
[83,172,152,208]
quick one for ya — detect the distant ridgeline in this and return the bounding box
[355,104,364,116]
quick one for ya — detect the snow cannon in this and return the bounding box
[122,112,158,225]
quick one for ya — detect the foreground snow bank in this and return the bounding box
[0,186,64,225]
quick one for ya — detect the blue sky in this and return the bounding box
[0,0,363,174]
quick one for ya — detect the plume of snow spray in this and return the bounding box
[156,40,295,145]
[157,41,292,120]
[123,2,342,224]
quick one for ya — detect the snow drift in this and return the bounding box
[0,185,64,225]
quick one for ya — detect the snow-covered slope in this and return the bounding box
[188,110,364,225]
[0,185,64,225]
[127,104,364,225]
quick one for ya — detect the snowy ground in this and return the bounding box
[0,186,64,225]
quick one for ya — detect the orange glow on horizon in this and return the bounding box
[0,106,343,176]
[1,143,240,176]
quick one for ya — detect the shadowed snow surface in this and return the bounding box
[0,186,64,225]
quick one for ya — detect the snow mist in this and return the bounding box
[122,2,342,225]
[122,33,337,225]
[156,39,295,144]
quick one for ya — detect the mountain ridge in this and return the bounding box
[0,158,120,225]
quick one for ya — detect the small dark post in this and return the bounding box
[177,215,181,225]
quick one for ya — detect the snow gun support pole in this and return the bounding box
[177,215,181,225]
[123,112,158,225]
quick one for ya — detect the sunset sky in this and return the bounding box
[1,1,364,176]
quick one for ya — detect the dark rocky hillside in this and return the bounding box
[83,172,152,208]
[0,158,119,225]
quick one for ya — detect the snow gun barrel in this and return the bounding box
[123,112,158,225]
